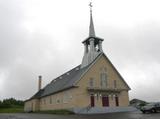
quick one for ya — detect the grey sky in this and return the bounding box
[0,0,160,102]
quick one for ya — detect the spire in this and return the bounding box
[89,2,95,37]
[81,1,104,68]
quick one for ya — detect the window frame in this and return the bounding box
[89,78,94,87]
[100,73,107,88]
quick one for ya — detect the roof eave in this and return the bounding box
[102,53,131,90]
[39,85,78,99]
[82,36,104,43]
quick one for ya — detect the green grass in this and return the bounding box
[0,106,24,113]
[34,109,75,115]
[0,107,74,115]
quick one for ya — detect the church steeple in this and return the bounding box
[89,2,95,37]
[81,2,104,68]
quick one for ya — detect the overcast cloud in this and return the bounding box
[0,0,160,102]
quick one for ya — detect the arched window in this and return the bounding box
[63,92,71,103]
[44,99,46,105]
[114,80,117,88]
[89,78,94,87]
[50,96,52,104]
[100,73,107,88]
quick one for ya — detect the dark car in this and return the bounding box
[140,103,160,113]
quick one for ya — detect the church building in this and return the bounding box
[24,3,131,114]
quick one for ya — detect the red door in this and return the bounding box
[102,96,109,107]
[115,96,119,106]
[90,95,95,107]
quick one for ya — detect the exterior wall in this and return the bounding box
[39,88,78,111]
[24,99,40,112]
[24,55,130,112]
[75,55,130,108]
[24,101,32,112]
[119,91,129,106]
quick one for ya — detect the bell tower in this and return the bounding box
[81,2,104,68]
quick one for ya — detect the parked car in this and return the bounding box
[140,103,160,113]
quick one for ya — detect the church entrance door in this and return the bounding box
[102,96,109,107]
[90,95,95,107]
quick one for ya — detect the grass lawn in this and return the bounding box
[0,107,24,113]
[0,107,74,115]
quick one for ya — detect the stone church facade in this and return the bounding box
[24,3,131,114]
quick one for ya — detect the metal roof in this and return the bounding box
[27,53,130,101]
[29,64,90,100]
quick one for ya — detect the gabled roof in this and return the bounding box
[28,63,92,101]
[26,52,130,101]
[74,53,131,90]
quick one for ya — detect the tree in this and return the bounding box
[0,98,24,108]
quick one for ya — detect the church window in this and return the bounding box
[114,80,117,88]
[63,93,67,103]
[100,73,107,88]
[44,99,46,105]
[52,97,55,104]
[89,78,94,87]
[63,92,71,103]
[40,100,41,104]
[56,97,60,104]
[50,96,52,104]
